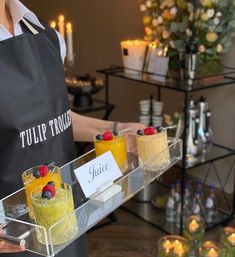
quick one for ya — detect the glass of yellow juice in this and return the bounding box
[22,164,62,219]
[31,182,77,245]
[94,131,128,173]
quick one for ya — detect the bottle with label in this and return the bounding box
[166,184,177,222]
[175,184,192,227]
[192,191,204,220]
[205,185,217,224]
[175,179,181,204]
[195,180,205,216]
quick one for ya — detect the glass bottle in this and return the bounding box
[205,184,217,224]
[166,184,177,222]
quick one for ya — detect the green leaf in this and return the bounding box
[170,22,179,33]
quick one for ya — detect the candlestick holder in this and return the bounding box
[199,241,221,257]
[220,227,235,257]
[184,215,205,250]
[66,54,76,70]
[157,235,189,257]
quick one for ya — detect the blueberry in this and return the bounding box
[33,169,40,178]
[42,190,52,200]
[137,130,144,136]
[156,126,163,133]
[113,129,119,136]
[96,134,103,140]
[47,181,55,187]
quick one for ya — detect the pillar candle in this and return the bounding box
[66,22,74,63]
[58,15,65,37]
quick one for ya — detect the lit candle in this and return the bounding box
[50,21,56,29]
[207,248,219,257]
[120,39,147,75]
[189,219,200,233]
[163,240,171,254]
[58,15,65,37]
[228,233,235,245]
[66,22,74,63]
[174,243,184,257]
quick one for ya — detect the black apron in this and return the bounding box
[0,19,88,257]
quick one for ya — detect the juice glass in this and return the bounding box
[136,129,170,171]
[94,134,128,173]
[22,164,62,219]
[31,183,77,245]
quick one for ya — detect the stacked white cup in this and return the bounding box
[139,99,151,126]
[152,101,163,127]
[139,99,163,127]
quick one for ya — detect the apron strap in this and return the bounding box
[21,18,39,35]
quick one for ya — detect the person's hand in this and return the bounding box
[0,229,25,253]
[118,122,146,153]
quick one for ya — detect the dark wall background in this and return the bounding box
[22,0,235,191]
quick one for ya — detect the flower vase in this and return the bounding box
[198,54,224,77]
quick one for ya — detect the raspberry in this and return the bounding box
[102,131,113,140]
[144,127,155,135]
[38,165,49,177]
[42,184,56,198]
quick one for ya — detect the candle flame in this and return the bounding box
[50,21,56,29]
[228,233,235,245]
[189,219,200,233]
[66,22,72,31]
[58,15,65,22]
[207,248,218,257]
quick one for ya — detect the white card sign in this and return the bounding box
[74,151,123,198]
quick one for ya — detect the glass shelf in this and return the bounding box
[97,66,235,92]
[176,143,235,170]
[0,138,182,257]
[123,198,232,235]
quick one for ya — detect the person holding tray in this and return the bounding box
[0,0,144,255]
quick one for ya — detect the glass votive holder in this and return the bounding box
[184,215,205,248]
[157,235,189,257]
[220,227,235,257]
[199,241,221,257]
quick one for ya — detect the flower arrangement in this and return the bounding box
[139,0,235,73]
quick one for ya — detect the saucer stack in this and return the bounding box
[139,99,163,126]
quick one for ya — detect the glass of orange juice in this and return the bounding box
[94,130,128,173]
[22,164,62,219]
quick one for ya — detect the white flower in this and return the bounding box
[140,4,147,12]
[157,16,163,24]
[146,0,152,8]
[186,28,192,37]
[213,17,220,25]
[198,45,206,53]
[207,8,215,18]
[169,40,175,48]
[170,7,178,15]
[152,18,158,27]
[216,12,222,17]
[216,44,223,53]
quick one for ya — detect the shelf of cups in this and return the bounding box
[0,138,182,257]
[97,66,235,92]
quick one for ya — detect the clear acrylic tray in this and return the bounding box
[0,138,182,257]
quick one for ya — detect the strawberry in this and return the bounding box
[38,165,48,177]
[42,184,56,198]
[144,127,155,135]
[102,131,113,140]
